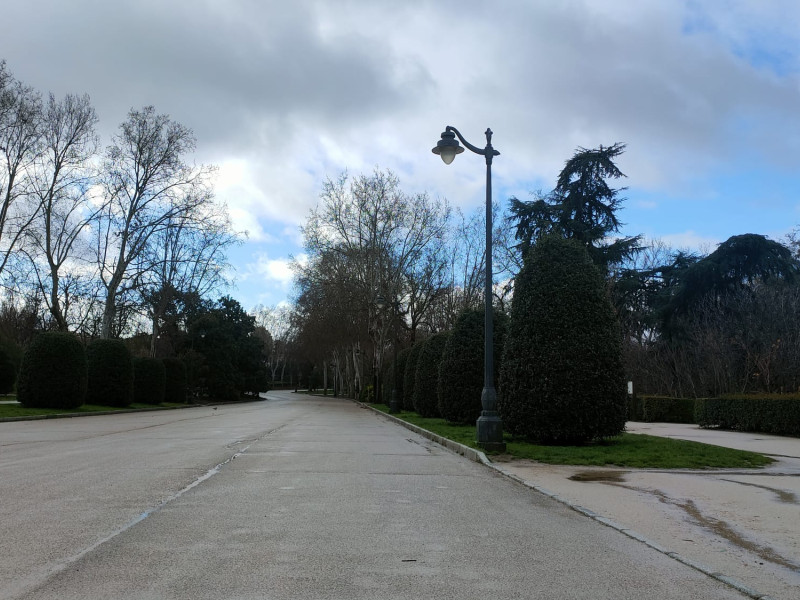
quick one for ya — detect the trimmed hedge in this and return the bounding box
[640,395,696,423]
[86,339,134,407]
[402,341,425,411]
[412,332,450,418]
[0,348,16,394]
[17,332,87,409]
[383,347,410,406]
[162,357,187,404]
[438,308,508,424]
[133,357,166,405]
[696,394,800,436]
[499,236,626,444]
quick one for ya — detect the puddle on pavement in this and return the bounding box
[569,470,627,483]
[621,484,800,572]
[719,478,798,504]
[676,498,800,571]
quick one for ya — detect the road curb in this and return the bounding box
[360,401,777,600]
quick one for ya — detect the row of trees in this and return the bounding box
[0,61,271,402]
[288,141,800,435]
[0,60,240,346]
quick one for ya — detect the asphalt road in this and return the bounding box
[1,391,750,599]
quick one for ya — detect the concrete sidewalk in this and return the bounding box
[493,422,800,600]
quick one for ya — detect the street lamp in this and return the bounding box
[432,126,505,452]
[376,294,400,414]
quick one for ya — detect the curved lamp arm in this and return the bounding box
[446,126,500,159]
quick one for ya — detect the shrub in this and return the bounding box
[162,357,187,404]
[627,394,643,421]
[133,357,166,405]
[17,332,87,409]
[438,308,508,424]
[499,236,627,444]
[402,341,425,411]
[0,347,16,394]
[358,384,375,404]
[412,332,450,417]
[696,394,800,436]
[383,347,410,406]
[640,396,696,423]
[86,339,134,407]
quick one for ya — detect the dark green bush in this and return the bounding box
[402,341,425,411]
[626,394,643,421]
[17,332,87,409]
[162,357,187,404]
[0,347,16,394]
[640,396,696,423]
[499,236,627,444]
[438,308,508,424]
[86,339,134,407]
[358,384,375,404]
[383,347,410,405]
[412,332,450,418]
[696,394,800,436]
[133,357,166,405]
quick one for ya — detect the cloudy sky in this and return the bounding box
[3,0,799,309]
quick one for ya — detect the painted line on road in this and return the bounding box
[27,423,289,596]
[359,401,777,600]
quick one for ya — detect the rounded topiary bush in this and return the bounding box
[438,308,508,424]
[86,339,133,407]
[383,347,410,406]
[0,347,17,394]
[499,235,627,444]
[412,332,450,417]
[402,341,425,411]
[17,332,87,409]
[133,357,166,405]
[162,357,187,404]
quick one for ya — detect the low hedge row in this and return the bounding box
[628,395,696,424]
[696,394,800,436]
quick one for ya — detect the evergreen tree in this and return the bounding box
[412,332,449,418]
[438,307,508,424]
[499,236,626,444]
[509,143,640,270]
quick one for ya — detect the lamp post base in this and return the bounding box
[476,411,506,453]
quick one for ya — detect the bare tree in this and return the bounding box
[24,92,99,330]
[94,106,214,338]
[298,169,450,393]
[253,303,295,382]
[138,202,241,356]
[0,61,41,277]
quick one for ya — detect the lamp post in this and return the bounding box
[433,126,505,452]
[376,294,400,414]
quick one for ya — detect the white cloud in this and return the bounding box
[660,231,720,254]
[3,0,799,309]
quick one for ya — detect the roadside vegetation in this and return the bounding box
[372,405,773,469]
[0,400,189,419]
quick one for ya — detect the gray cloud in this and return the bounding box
[2,0,798,239]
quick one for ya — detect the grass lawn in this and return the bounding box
[0,401,189,419]
[371,404,773,469]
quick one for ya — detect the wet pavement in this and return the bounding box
[0,393,755,599]
[492,422,800,600]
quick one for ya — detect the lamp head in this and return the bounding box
[432,130,464,165]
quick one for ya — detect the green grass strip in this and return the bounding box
[372,404,773,469]
[0,402,188,418]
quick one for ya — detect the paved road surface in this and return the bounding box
[1,392,749,599]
